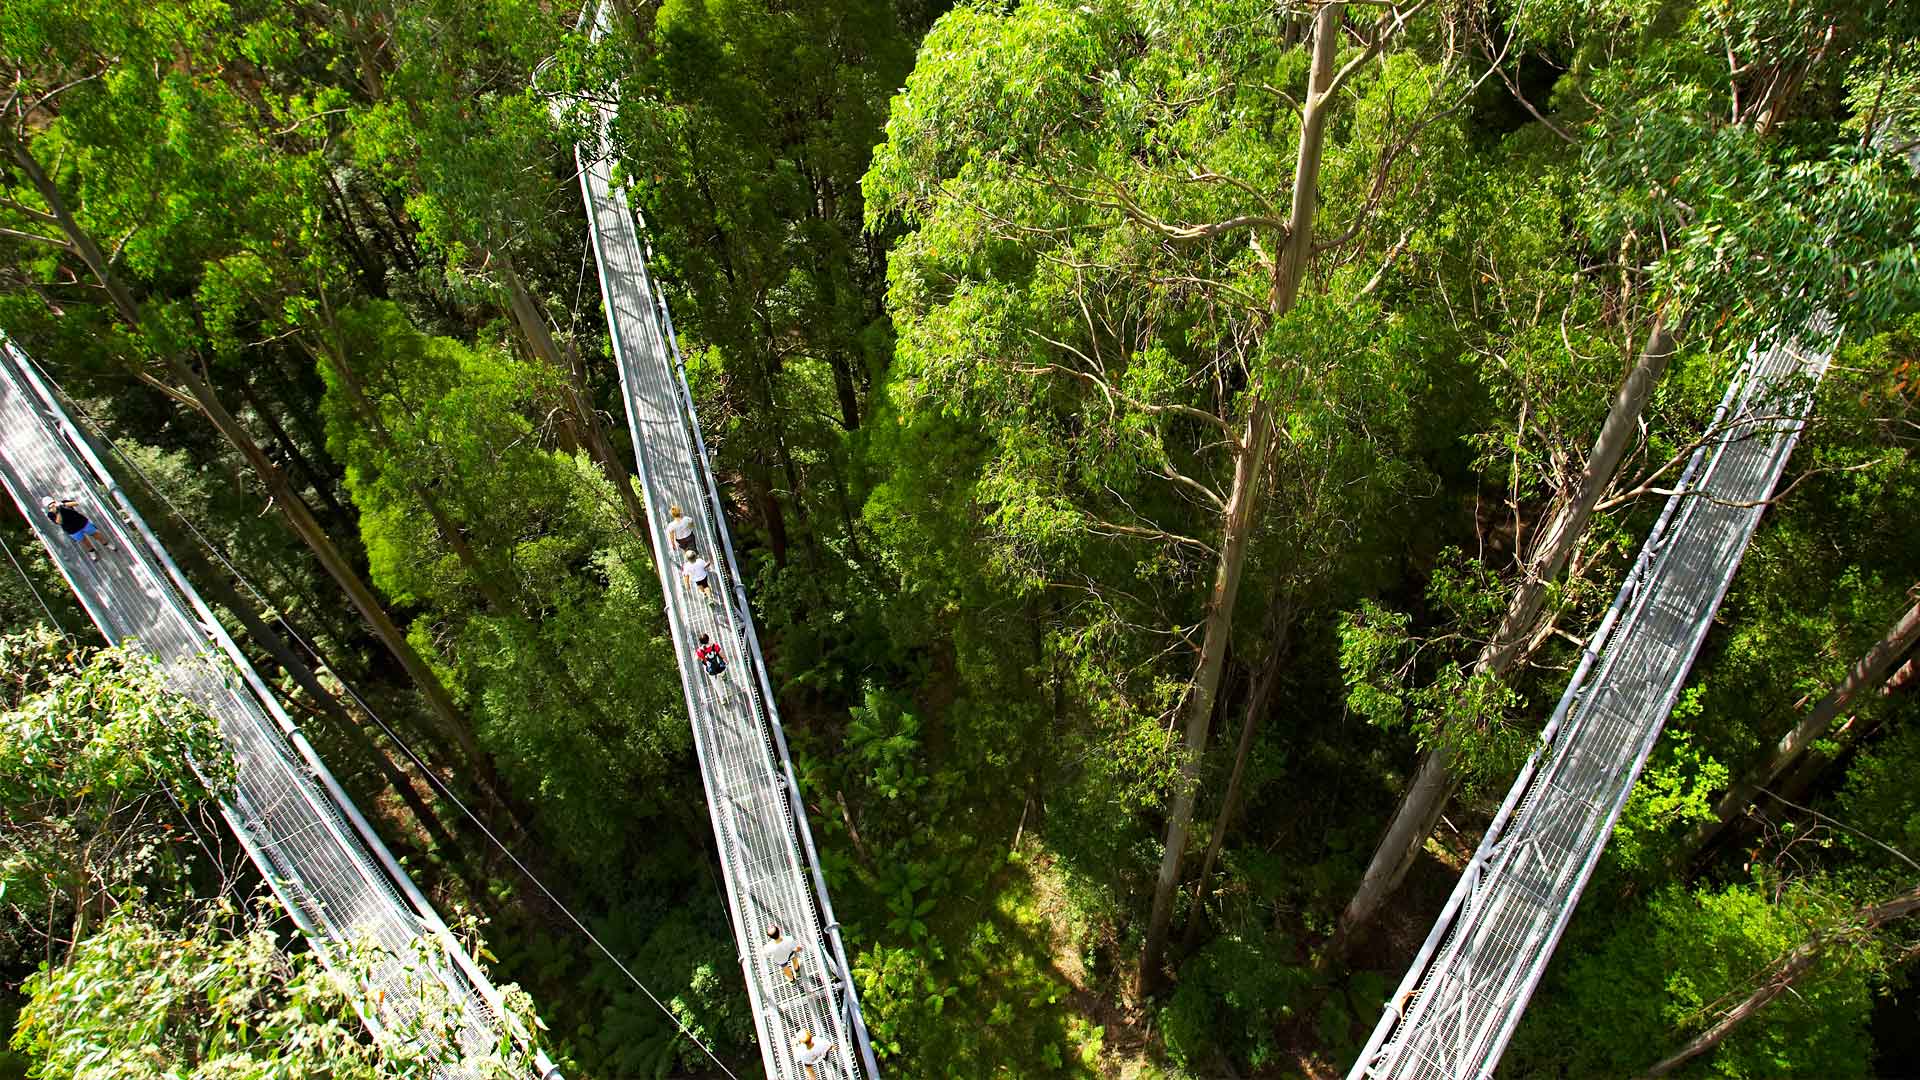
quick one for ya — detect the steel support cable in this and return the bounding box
[0,520,72,642]
[1348,323,1834,1080]
[12,342,745,1080]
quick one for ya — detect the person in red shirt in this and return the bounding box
[695,633,726,677]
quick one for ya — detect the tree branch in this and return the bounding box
[1019,340,1240,442]
[0,224,75,251]
[0,196,64,229]
[1084,517,1218,556]
[1102,175,1288,243]
[1322,0,1434,101]
[1155,461,1228,512]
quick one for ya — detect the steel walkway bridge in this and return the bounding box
[568,6,879,1079]
[1349,320,1834,1080]
[0,335,557,1079]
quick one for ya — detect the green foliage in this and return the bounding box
[4,1,1919,1077]
[1511,879,1881,1078]
[0,632,230,931]
[1613,720,1731,878]
[1161,930,1308,1073]
[319,301,690,879]
[1338,554,1528,788]
[12,897,548,1080]
[0,631,537,1078]
[12,901,387,1080]
[1564,2,1920,347]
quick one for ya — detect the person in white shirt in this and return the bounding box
[680,549,715,604]
[665,503,697,554]
[792,1029,833,1077]
[762,924,805,982]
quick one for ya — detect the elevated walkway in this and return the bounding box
[568,6,879,1078]
[1350,322,1834,1080]
[0,335,555,1079]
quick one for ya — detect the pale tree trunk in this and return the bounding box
[1332,311,1680,951]
[1139,399,1272,992]
[1642,881,1920,1078]
[498,259,650,535]
[1137,0,1342,992]
[3,132,503,802]
[1679,588,1920,863]
[1181,597,1295,955]
[1771,689,1904,807]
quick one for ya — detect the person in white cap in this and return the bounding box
[42,495,114,561]
[792,1029,833,1077]
[762,923,806,982]
[680,548,715,604]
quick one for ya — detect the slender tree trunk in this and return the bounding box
[829,351,862,432]
[1679,589,1920,862]
[772,392,819,567]
[1771,689,1903,808]
[272,345,337,467]
[832,452,867,565]
[749,461,790,568]
[611,0,658,41]
[235,375,352,530]
[1139,400,1272,992]
[498,259,649,534]
[358,183,421,274]
[319,168,388,298]
[4,132,500,802]
[1181,597,1296,954]
[1488,311,1680,675]
[1331,311,1680,952]
[1137,1,1343,993]
[1642,882,1920,1078]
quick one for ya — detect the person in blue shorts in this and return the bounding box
[42,495,114,561]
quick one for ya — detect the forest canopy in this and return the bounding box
[0,0,1916,1077]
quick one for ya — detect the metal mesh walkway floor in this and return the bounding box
[0,335,555,1079]
[1350,321,1835,1080]
[569,7,880,1078]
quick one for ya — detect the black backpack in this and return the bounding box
[702,649,726,676]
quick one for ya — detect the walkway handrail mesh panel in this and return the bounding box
[1350,321,1834,1080]
[571,5,879,1077]
[0,334,555,1080]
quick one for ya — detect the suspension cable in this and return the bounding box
[0,520,73,644]
[23,354,744,1080]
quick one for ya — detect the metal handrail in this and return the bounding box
[569,8,878,1072]
[1350,322,1834,1080]
[0,333,557,1079]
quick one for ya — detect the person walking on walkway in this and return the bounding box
[762,923,806,983]
[680,549,716,605]
[792,1029,834,1078]
[665,503,697,554]
[42,495,114,561]
[696,633,728,678]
